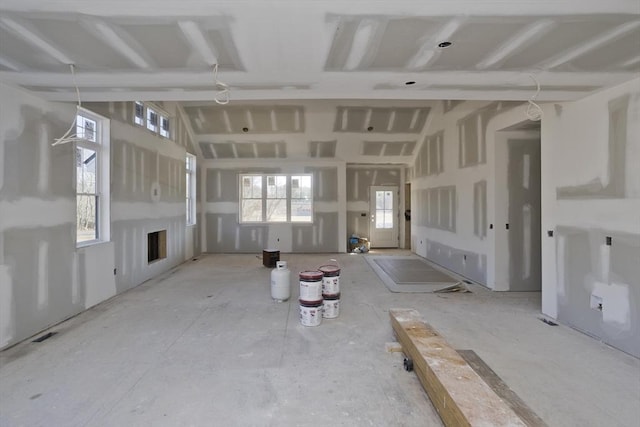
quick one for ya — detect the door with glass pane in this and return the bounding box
[369,186,398,248]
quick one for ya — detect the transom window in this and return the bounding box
[134,101,171,139]
[240,174,312,223]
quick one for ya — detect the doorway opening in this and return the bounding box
[494,123,541,291]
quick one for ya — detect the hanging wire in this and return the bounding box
[52,64,85,146]
[212,63,230,105]
[526,74,543,122]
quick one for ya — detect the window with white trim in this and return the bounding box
[240,174,313,223]
[133,101,171,140]
[76,108,110,245]
[186,153,196,225]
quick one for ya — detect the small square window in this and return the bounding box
[134,101,144,126]
[147,108,159,132]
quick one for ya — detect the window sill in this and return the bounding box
[76,240,110,250]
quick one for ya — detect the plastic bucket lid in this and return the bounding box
[318,265,340,276]
[299,270,323,281]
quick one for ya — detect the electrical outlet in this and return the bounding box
[590,294,603,311]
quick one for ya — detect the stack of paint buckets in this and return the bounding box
[299,271,324,327]
[318,263,340,319]
[298,262,341,327]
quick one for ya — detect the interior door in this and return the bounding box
[369,186,398,248]
[508,139,541,291]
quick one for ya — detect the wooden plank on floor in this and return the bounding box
[458,350,548,427]
[389,308,527,427]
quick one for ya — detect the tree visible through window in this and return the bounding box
[186,154,196,225]
[75,109,109,245]
[240,174,312,223]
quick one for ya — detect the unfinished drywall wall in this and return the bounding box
[541,77,640,357]
[0,92,197,350]
[555,227,639,356]
[346,165,403,243]
[0,84,78,349]
[204,161,345,253]
[412,101,514,284]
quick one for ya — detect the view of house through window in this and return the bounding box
[240,174,312,223]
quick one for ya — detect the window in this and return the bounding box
[186,154,196,225]
[133,101,171,139]
[76,108,110,245]
[375,190,394,229]
[134,101,144,126]
[146,107,159,133]
[240,174,313,223]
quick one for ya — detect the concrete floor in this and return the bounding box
[1,252,639,427]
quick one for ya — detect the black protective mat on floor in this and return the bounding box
[365,256,459,293]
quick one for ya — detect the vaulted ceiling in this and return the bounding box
[1,1,638,162]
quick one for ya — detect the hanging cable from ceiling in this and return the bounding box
[52,64,85,146]
[526,74,543,122]
[212,63,230,105]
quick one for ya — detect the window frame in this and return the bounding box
[76,107,110,247]
[239,174,313,224]
[186,153,197,226]
[133,101,171,140]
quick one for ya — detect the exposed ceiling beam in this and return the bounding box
[178,20,219,66]
[0,17,73,64]
[0,54,23,71]
[475,19,556,69]
[537,20,640,70]
[2,1,638,16]
[4,70,631,89]
[617,55,640,69]
[83,19,153,69]
[405,16,466,70]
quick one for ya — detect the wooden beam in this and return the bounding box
[389,309,527,427]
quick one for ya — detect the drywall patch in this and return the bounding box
[305,167,338,202]
[425,239,487,285]
[206,213,268,253]
[415,131,444,177]
[3,105,75,199]
[309,140,337,158]
[556,226,639,357]
[292,213,339,253]
[458,101,522,168]
[473,180,487,239]
[556,94,630,199]
[0,264,15,348]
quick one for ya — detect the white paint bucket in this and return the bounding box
[271,261,290,302]
[299,271,323,303]
[299,300,323,327]
[322,293,340,319]
[318,264,340,295]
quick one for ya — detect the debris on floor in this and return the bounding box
[433,282,471,293]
